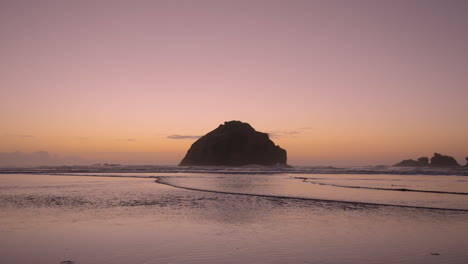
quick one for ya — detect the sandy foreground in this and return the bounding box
[1,173,468,264]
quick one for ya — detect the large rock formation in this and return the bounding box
[465,157,468,167]
[394,157,429,167]
[430,153,460,167]
[394,153,460,167]
[179,121,287,166]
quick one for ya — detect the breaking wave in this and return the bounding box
[1,165,468,176]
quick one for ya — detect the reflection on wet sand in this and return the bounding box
[1,174,468,264]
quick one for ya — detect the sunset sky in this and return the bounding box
[1,0,467,166]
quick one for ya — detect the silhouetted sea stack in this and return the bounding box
[430,153,460,167]
[394,153,460,167]
[394,157,429,167]
[465,157,468,167]
[179,121,287,166]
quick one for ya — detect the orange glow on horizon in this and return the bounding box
[1,1,467,166]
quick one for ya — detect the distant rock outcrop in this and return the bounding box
[418,157,430,166]
[466,157,468,167]
[394,153,460,167]
[430,153,460,167]
[179,121,287,166]
[394,157,429,167]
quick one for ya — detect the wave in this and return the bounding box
[1,165,468,176]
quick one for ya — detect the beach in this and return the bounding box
[1,170,468,264]
[2,1,468,263]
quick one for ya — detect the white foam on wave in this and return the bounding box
[1,165,468,176]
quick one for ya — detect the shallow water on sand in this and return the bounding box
[157,173,468,210]
[1,173,468,264]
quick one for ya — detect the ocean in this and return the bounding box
[1,165,467,263]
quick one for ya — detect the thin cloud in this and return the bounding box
[267,130,301,138]
[298,126,314,130]
[167,135,201,140]
[116,138,136,142]
[3,133,35,138]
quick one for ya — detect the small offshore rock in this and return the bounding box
[417,157,429,165]
[394,157,429,167]
[394,153,460,167]
[430,153,460,167]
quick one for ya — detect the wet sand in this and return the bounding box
[1,174,468,263]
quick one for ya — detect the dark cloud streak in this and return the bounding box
[167,135,201,140]
[267,131,300,138]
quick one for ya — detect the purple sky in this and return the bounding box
[1,0,467,165]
